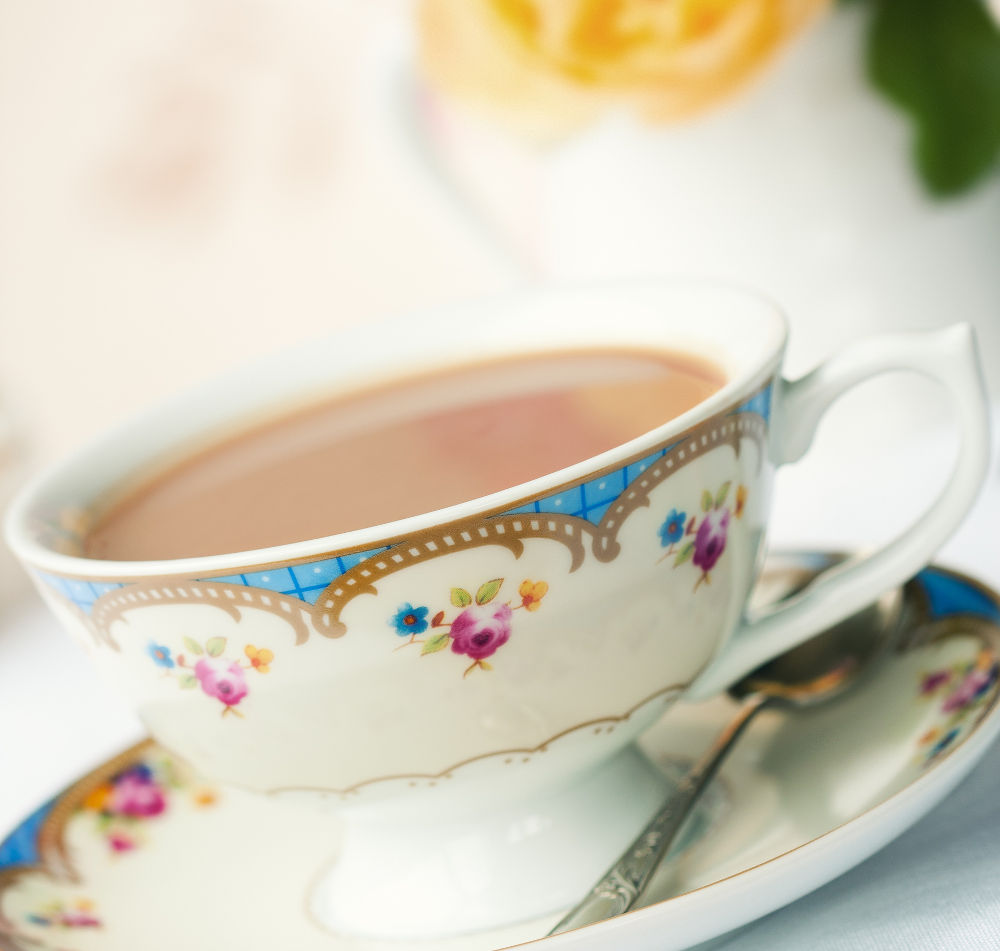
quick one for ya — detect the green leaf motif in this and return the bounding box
[715,482,731,508]
[183,637,204,656]
[700,490,713,513]
[451,588,473,608]
[475,579,504,605]
[179,673,198,690]
[863,0,1000,196]
[421,632,451,655]
[479,660,493,671]
[674,541,695,567]
[205,637,226,658]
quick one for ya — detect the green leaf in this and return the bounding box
[863,0,1000,196]
[183,637,204,656]
[714,482,731,508]
[451,588,473,608]
[421,632,451,655]
[475,579,503,605]
[479,660,493,671]
[205,637,226,658]
[700,490,713,513]
[674,541,695,567]
[179,673,198,689]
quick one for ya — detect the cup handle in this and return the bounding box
[687,324,991,701]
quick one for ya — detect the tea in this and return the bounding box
[85,348,724,560]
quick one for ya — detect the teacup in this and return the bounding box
[5,280,989,938]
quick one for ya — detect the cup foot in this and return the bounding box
[308,744,671,939]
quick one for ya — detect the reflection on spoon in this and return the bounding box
[548,552,906,935]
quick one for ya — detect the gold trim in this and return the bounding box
[312,513,593,637]
[497,590,1000,948]
[33,381,775,584]
[591,413,765,562]
[1,564,999,948]
[91,582,311,646]
[41,592,117,652]
[0,740,155,943]
[311,411,767,636]
[266,683,687,797]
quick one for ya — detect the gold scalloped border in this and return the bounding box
[91,582,311,646]
[266,683,687,798]
[78,408,767,646]
[2,569,1000,945]
[310,411,767,636]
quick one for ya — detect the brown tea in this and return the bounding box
[84,349,725,561]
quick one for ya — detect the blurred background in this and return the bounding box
[1,0,999,601]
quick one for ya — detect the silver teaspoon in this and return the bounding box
[548,554,906,936]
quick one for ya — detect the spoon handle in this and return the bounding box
[547,693,769,936]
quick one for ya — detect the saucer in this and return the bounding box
[1,555,998,951]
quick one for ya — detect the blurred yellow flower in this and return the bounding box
[82,784,112,812]
[192,787,218,807]
[419,0,828,137]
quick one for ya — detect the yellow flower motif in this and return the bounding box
[419,0,829,137]
[82,784,112,812]
[244,644,274,674]
[735,484,748,518]
[919,726,941,746]
[975,648,996,672]
[192,787,218,808]
[519,579,549,611]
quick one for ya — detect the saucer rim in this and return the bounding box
[502,563,1000,949]
[1,560,998,951]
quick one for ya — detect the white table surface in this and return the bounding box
[2,411,998,951]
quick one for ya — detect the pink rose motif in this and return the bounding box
[109,772,165,818]
[693,507,730,574]
[942,669,993,713]
[108,832,136,852]
[920,670,952,695]
[58,911,101,928]
[194,656,248,707]
[450,603,513,661]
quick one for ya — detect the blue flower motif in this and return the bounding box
[147,642,174,669]
[931,727,962,759]
[118,762,154,783]
[658,509,687,547]
[391,603,429,636]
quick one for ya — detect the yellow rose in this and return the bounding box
[419,0,829,137]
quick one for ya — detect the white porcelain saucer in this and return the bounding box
[1,554,998,951]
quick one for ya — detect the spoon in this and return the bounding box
[548,554,907,936]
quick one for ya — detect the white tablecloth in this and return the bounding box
[2,413,998,951]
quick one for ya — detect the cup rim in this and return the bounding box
[5,277,788,581]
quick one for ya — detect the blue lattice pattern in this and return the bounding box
[37,385,772,614]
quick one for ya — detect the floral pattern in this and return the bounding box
[147,642,174,669]
[147,636,275,717]
[917,647,1000,764]
[659,482,747,589]
[80,756,216,854]
[657,508,686,549]
[392,603,430,637]
[26,898,101,929]
[389,578,548,677]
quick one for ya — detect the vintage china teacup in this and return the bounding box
[4,280,990,938]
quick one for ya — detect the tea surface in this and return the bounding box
[85,349,724,560]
